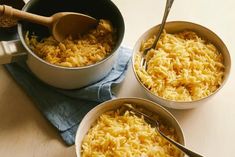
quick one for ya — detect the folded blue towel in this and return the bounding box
[5,47,131,145]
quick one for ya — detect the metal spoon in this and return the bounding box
[124,104,204,157]
[141,0,174,70]
[0,5,98,42]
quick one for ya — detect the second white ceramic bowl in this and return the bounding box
[75,97,185,157]
[132,21,231,109]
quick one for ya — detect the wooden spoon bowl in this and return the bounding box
[0,5,98,41]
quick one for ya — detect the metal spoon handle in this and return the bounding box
[158,130,204,157]
[124,104,204,157]
[141,0,174,69]
[151,0,174,49]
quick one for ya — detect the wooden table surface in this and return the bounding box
[0,0,234,156]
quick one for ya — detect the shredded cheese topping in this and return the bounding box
[81,107,180,157]
[26,19,116,67]
[135,31,224,101]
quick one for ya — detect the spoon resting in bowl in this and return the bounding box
[141,0,174,70]
[0,5,98,42]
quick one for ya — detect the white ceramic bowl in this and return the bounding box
[132,21,231,109]
[75,97,185,157]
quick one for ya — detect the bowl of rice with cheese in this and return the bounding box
[75,97,185,157]
[133,21,231,109]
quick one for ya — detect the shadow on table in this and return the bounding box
[0,67,71,148]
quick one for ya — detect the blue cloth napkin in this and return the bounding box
[4,47,131,145]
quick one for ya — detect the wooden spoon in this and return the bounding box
[0,5,98,42]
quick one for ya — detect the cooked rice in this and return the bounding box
[0,16,17,27]
[81,106,181,157]
[26,19,116,67]
[135,31,224,101]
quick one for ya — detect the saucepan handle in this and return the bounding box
[0,39,27,64]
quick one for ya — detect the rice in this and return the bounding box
[25,19,116,67]
[0,16,17,27]
[81,106,181,157]
[134,31,225,101]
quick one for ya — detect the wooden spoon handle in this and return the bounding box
[0,5,52,27]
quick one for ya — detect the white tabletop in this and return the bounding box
[0,0,234,156]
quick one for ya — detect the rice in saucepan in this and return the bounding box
[26,19,116,67]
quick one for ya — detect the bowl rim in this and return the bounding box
[132,20,231,104]
[75,97,185,156]
[18,0,125,70]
